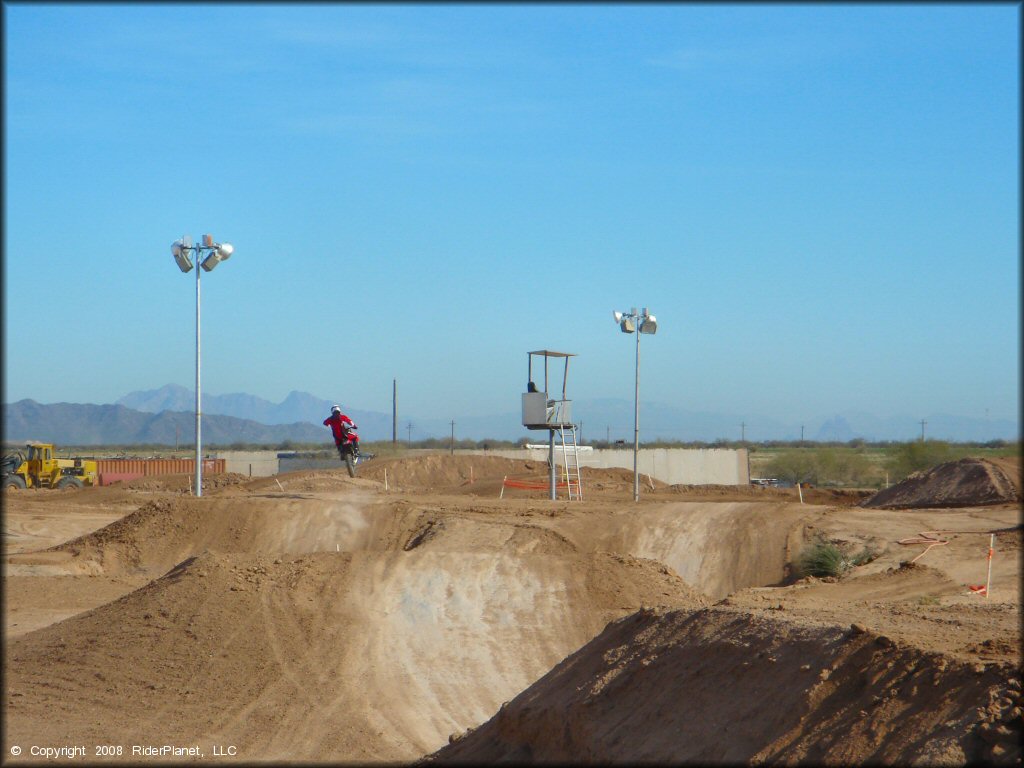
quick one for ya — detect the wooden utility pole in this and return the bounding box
[392,379,397,445]
[920,419,927,442]
[407,421,413,446]
[450,420,455,455]
[741,422,746,443]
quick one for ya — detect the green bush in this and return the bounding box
[764,447,875,487]
[795,537,879,579]
[884,440,954,483]
[766,450,819,485]
[827,449,873,486]
[796,538,850,578]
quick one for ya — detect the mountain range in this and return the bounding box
[1,384,1018,446]
[2,400,325,447]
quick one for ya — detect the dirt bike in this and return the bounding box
[336,426,360,478]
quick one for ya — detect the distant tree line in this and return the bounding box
[762,439,1019,488]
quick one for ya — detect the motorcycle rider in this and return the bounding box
[323,404,359,461]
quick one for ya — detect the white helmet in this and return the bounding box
[331,404,341,414]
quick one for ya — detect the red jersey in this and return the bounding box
[323,412,355,442]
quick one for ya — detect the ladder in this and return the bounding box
[557,424,583,501]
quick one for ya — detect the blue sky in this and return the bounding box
[3,3,1019,429]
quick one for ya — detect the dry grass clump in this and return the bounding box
[796,537,878,579]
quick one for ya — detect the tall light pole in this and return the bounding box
[612,307,658,502]
[171,234,235,497]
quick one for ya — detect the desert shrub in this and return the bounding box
[766,450,818,485]
[796,538,850,578]
[884,440,954,483]
[828,450,873,486]
[766,448,874,487]
[795,536,880,579]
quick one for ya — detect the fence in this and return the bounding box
[96,458,225,486]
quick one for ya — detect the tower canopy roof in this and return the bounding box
[528,350,576,358]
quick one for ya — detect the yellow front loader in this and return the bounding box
[2,443,99,490]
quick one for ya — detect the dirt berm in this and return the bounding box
[427,606,1021,765]
[862,456,1021,509]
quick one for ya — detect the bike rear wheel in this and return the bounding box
[345,454,356,478]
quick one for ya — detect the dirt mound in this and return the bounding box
[244,468,371,494]
[4,551,362,754]
[4,547,708,760]
[428,606,1021,765]
[862,457,1021,509]
[31,491,377,577]
[988,454,1023,493]
[358,453,539,490]
[111,471,252,492]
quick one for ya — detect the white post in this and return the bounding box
[195,254,202,498]
[499,475,506,499]
[797,482,804,504]
[985,533,994,599]
[384,468,389,491]
[633,326,641,503]
[549,430,556,500]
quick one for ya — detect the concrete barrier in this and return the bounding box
[278,457,345,473]
[471,447,749,486]
[215,451,280,478]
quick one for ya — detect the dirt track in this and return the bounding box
[3,455,1021,764]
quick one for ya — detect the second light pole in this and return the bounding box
[613,307,658,502]
[171,233,235,497]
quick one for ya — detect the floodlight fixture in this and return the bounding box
[200,240,233,271]
[611,305,660,502]
[172,240,194,273]
[168,232,236,497]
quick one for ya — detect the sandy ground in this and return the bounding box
[2,454,1021,764]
